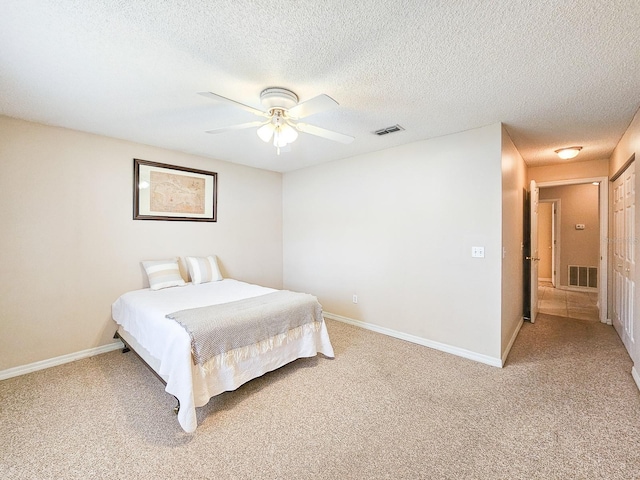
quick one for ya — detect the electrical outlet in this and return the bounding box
[352,294,358,304]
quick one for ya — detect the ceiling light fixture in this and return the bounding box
[256,109,298,155]
[555,146,582,159]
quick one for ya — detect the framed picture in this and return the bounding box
[133,159,217,222]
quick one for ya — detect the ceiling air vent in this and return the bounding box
[373,124,405,136]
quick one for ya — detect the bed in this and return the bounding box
[111,277,334,433]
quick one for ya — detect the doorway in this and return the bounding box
[538,200,558,286]
[530,177,608,324]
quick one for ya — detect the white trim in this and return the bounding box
[537,176,609,324]
[537,177,606,187]
[556,285,598,293]
[502,317,524,366]
[632,366,640,392]
[0,341,124,381]
[538,277,552,283]
[324,312,503,368]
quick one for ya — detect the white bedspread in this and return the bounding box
[111,279,334,433]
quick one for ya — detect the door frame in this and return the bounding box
[537,176,609,324]
[539,198,560,287]
[529,180,540,323]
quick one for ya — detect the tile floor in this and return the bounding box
[537,281,600,321]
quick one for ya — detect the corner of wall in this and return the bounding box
[500,127,527,360]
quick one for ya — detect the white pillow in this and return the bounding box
[141,258,186,290]
[185,255,223,284]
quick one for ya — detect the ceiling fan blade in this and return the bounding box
[205,121,266,134]
[198,91,268,117]
[287,94,338,119]
[295,122,354,144]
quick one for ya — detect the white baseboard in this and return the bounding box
[502,317,524,366]
[0,341,124,381]
[324,312,502,368]
[556,285,598,293]
[632,366,640,392]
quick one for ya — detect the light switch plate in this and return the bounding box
[472,246,485,258]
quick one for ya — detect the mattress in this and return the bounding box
[111,279,334,432]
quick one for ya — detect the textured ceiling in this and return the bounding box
[1,0,639,172]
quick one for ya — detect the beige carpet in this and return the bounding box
[1,315,639,479]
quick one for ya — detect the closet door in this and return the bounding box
[612,161,635,356]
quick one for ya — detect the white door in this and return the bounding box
[612,162,635,355]
[551,202,557,287]
[529,180,540,323]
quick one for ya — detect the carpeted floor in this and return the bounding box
[1,315,639,479]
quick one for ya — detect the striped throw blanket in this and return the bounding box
[166,290,323,366]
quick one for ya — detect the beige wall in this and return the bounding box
[283,124,504,361]
[0,116,283,370]
[539,184,600,287]
[500,126,526,358]
[528,158,609,183]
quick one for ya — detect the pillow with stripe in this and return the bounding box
[185,255,223,284]
[141,258,186,290]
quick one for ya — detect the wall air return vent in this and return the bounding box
[568,265,598,288]
[373,124,405,136]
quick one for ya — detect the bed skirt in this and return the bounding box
[117,319,334,432]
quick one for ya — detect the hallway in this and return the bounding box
[537,281,599,321]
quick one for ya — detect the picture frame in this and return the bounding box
[133,159,217,222]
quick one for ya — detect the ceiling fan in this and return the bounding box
[198,88,354,155]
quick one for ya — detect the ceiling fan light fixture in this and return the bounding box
[273,127,293,148]
[274,135,287,148]
[555,146,582,159]
[280,122,298,144]
[256,123,274,142]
